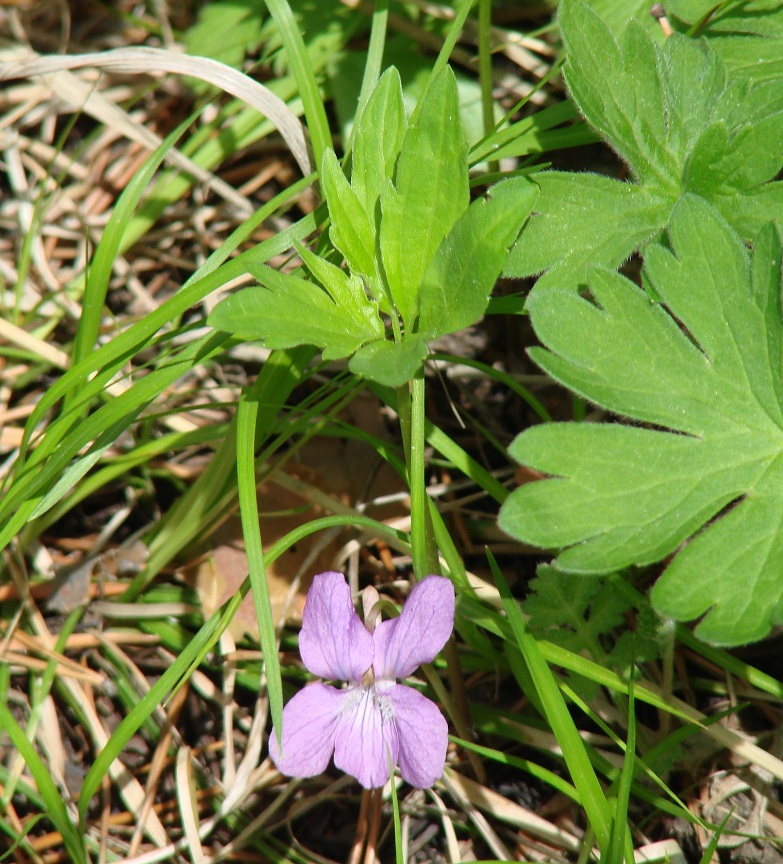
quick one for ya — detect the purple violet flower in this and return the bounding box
[269,571,455,789]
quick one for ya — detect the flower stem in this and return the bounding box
[348,789,372,864]
[402,368,481,780]
[409,368,438,579]
[363,788,383,864]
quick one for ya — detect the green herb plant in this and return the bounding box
[209,61,537,596]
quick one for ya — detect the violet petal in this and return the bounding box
[334,686,399,789]
[373,576,455,680]
[269,683,343,778]
[299,571,374,682]
[388,684,448,788]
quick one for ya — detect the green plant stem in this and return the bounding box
[426,645,486,783]
[409,370,438,579]
[403,370,479,779]
[2,607,84,808]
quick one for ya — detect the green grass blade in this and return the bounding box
[411,0,476,124]
[9,260,242,493]
[0,686,86,864]
[119,86,300,252]
[0,814,45,862]
[351,0,389,140]
[2,609,84,806]
[265,0,331,166]
[265,514,410,566]
[477,0,496,173]
[608,683,636,864]
[676,626,783,699]
[184,172,316,282]
[451,736,579,802]
[73,115,193,366]
[390,769,404,864]
[489,550,612,851]
[699,809,734,864]
[3,213,325,560]
[78,588,247,825]
[12,195,323,488]
[432,352,552,423]
[129,346,315,599]
[29,424,227,539]
[8,333,228,536]
[425,420,508,504]
[237,375,284,744]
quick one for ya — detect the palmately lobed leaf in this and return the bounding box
[506,174,670,287]
[522,565,631,699]
[500,197,783,645]
[523,566,628,649]
[507,0,783,288]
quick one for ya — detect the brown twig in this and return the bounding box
[650,3,674,37]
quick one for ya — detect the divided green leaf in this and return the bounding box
[320,148,378,284]
[210,64,536,387]
[418,177,538,339]
[207,263,383,360]
[350,67,407,230]
[507,0,783,289]
[523,566,629,697]
[500,197,783,646]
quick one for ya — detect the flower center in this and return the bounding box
[341,683,395,724]
[373,690,394,723]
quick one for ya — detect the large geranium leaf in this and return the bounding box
[507,173,669,288]
[506,0,783,288]
[499,197,783,646]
